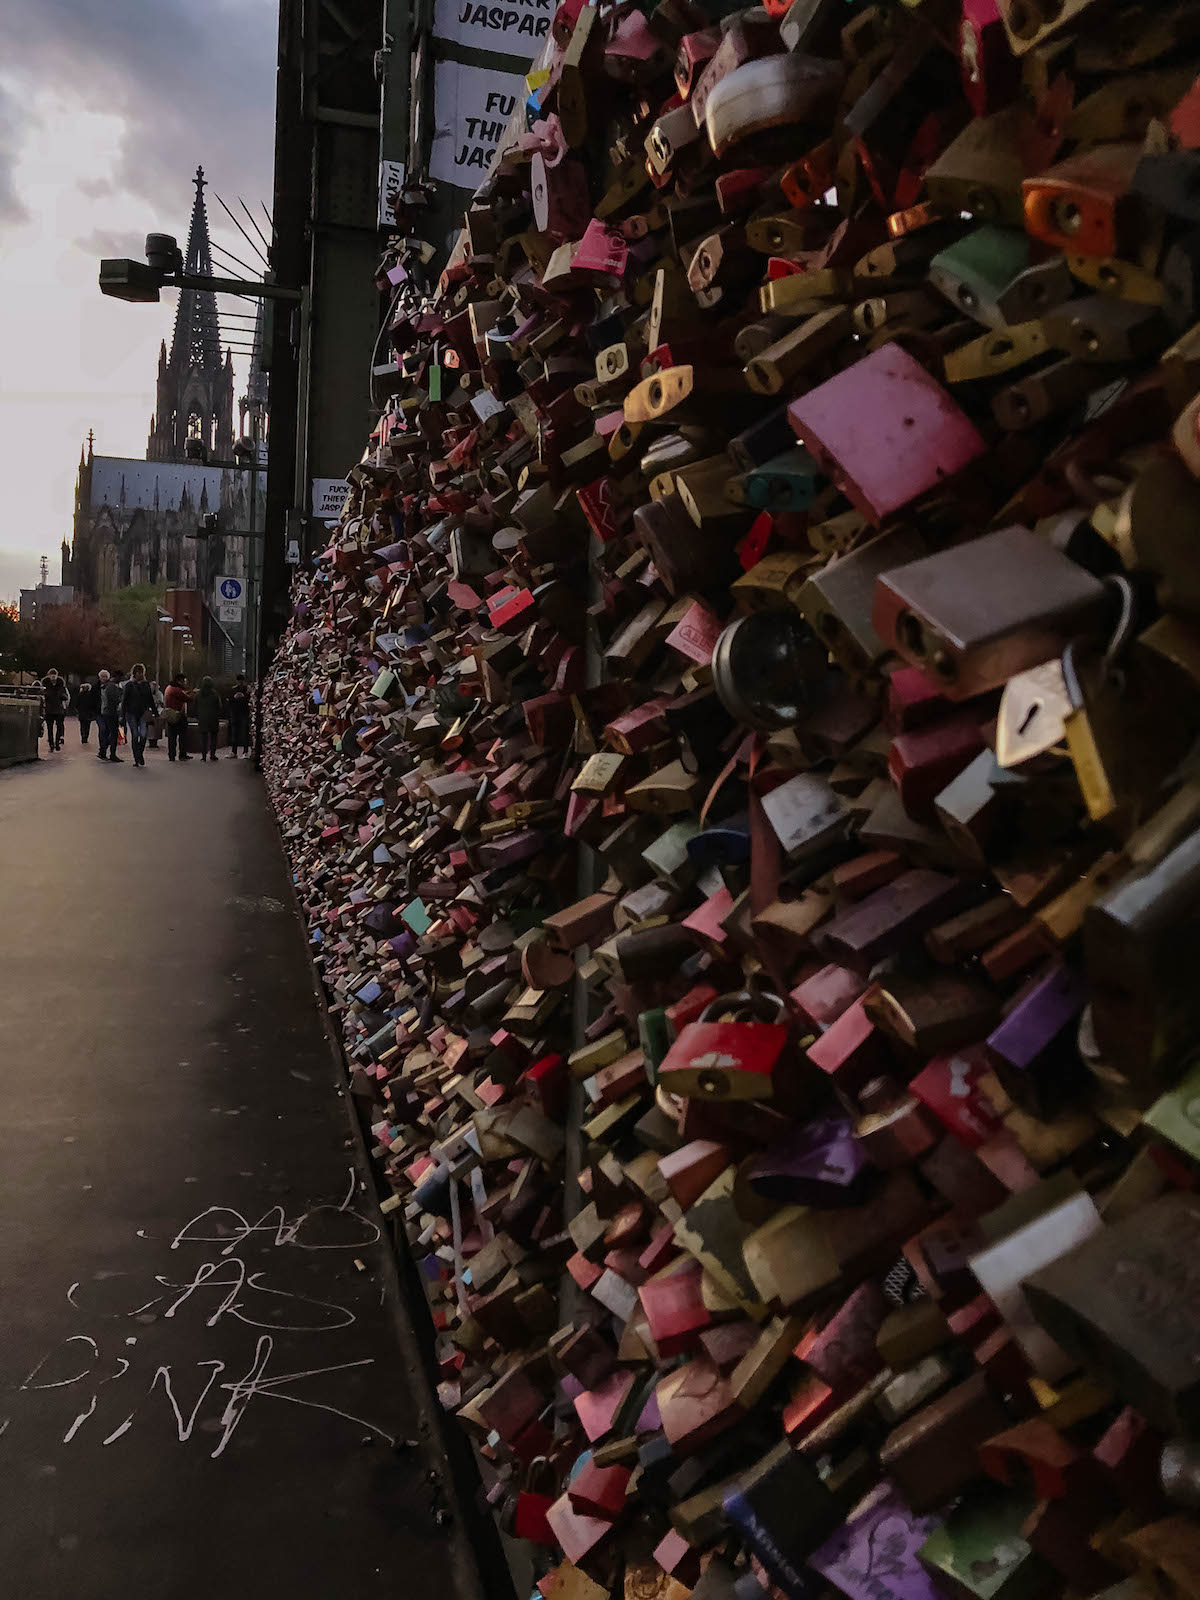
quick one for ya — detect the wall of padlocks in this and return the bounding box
[263,1,1200,1594]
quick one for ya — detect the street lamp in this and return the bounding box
[154,609,172,685]
[99,234,302,307]
[170,624,190,683]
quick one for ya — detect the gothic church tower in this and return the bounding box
[147,167,235,463]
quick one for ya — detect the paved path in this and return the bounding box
[0,727,475,1599]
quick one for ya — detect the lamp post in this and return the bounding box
[154,609,172,686]
[170,625,190,683]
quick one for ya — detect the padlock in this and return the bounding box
[1108,453,1200,619]
[925,106,1028,224]
[744,307,852,397]
[704,54,846,160]
[1061,577,1198,830]
[510,1456,561,1547]
[942,320,1050,384]
[960,0,1022,115]
[657,990,791,1101]
[711,611,830,733]
[760,772,848,859]
[1042,296,1168,364]
[997,0,1105,55]
[928,225,1033,329]
[992,355,1125,430]
[799,526,927,681]
[1023,144,1144,259]
[1086,811,1200,1085]
[873,525,1108,700]
[788,346,987,527]
[1023,1193,1200,1432]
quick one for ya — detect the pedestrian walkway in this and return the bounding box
[0,732,479,1599]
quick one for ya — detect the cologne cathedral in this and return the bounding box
[64,168,264,602]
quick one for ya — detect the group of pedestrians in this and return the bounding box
[40,667,253,765]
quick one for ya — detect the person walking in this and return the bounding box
[147,679,166,748]
[40,668,69,752]
[98,669,122,761]
[227,672,252,759]
[121,663,155,768]
[164,674,193,762]
[195,676,222,761]
[76,676,99,745]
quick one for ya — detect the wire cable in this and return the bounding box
[213,191,270,268]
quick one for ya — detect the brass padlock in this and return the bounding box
[1062,577,1195,830]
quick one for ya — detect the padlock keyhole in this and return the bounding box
[1054,199,1083,236]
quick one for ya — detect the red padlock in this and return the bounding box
[657,990,790,1101]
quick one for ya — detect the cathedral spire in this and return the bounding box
[239,295,270,453]
[147,166,235,464]
[168,167,223,377]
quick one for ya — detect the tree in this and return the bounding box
[21,603,135,679]
[99,583,166,665]
[0,602,24,673]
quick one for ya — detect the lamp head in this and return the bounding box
[98,259,161,303]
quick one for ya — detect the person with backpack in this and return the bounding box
[98,670,122,761]
[121,663,156,768]
[40,668,69,752]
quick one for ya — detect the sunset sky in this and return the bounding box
[0,0,277,600]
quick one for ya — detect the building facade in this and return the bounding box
[64,167,266,671]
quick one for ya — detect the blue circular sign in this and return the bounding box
[219,578,244,601]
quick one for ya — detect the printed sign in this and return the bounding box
[285,539,301,566]
[432,0,550,57]
[430,60,527,187]
[218,602,243,625]
[379,159,406,228]
[312,478,349,523]
[217,577,244,604]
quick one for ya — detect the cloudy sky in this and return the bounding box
[0,0,278,601]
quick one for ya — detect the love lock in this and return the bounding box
[657,988,791,1100]
[1062,575,1193,830]
[711,611,830,732]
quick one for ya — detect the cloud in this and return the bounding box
[74,227,147,260]
[0,80,29,225]
[0,0,277,241]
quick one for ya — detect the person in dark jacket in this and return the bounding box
[227,672,252,759]
[40,668,69,751]
[194,676,222,761]
[121,662,155,768]
[97,670,122,761]
[76,676,99,745]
